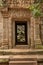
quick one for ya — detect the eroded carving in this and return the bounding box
[9,0,31,8]
[11,10,30,18]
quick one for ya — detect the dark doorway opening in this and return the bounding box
[15,21,27,45]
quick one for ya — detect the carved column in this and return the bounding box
[8,17,12,49]
[31,17,41,48]
[30,16,34,48]
[34,18,41,46]
[1,8,12,49]
[3,17,9,49]
[30,0,34,48]
[0,12,3,49]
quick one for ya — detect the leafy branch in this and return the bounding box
[29,0,43,18]
[29,3,41,17]
[0,0,8,7]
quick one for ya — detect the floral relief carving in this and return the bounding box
[12,10,30,18]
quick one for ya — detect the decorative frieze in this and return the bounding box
[12,0,31,8]
[10,9,30,19]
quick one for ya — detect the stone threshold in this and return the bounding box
[0,49,43,52]
[9,61,37,64]
[0,49,43,55]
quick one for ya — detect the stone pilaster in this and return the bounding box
[34,18,41,46]
[30,17,34,48]
[8,17,12,49]
[2,17,9,49]
[0,12,3,49]
[2,16,12,49]
[31,17,41,48]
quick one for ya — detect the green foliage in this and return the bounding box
[29,3,41,17]
[0,0,7,7]
[35,44,43,49]
[0,59,9,62]
[34,0,43,3]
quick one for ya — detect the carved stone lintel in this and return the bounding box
[10,9,31,19]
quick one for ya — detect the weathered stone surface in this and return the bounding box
[8,0,31,8]
[0,12,3,49]
[2,18,9,49]
[9,61,37,65]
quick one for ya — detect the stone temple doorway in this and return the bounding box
[12,20,30,48]
[15,21,27,45]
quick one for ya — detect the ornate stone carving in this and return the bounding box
[11,9,30,19]
[9,0,31,8]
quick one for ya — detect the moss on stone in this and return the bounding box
[0,59,9,62]
[35,45,43,49]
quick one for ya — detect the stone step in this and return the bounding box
[9,55,37,61]
[0,49,43,55]
[0,55,43,65]
[9,61,37,65]
[0,55,43,60]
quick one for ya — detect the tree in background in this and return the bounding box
[0,0,8,7]
[29,0,43,18]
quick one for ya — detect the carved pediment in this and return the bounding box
[9,0,31,8]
